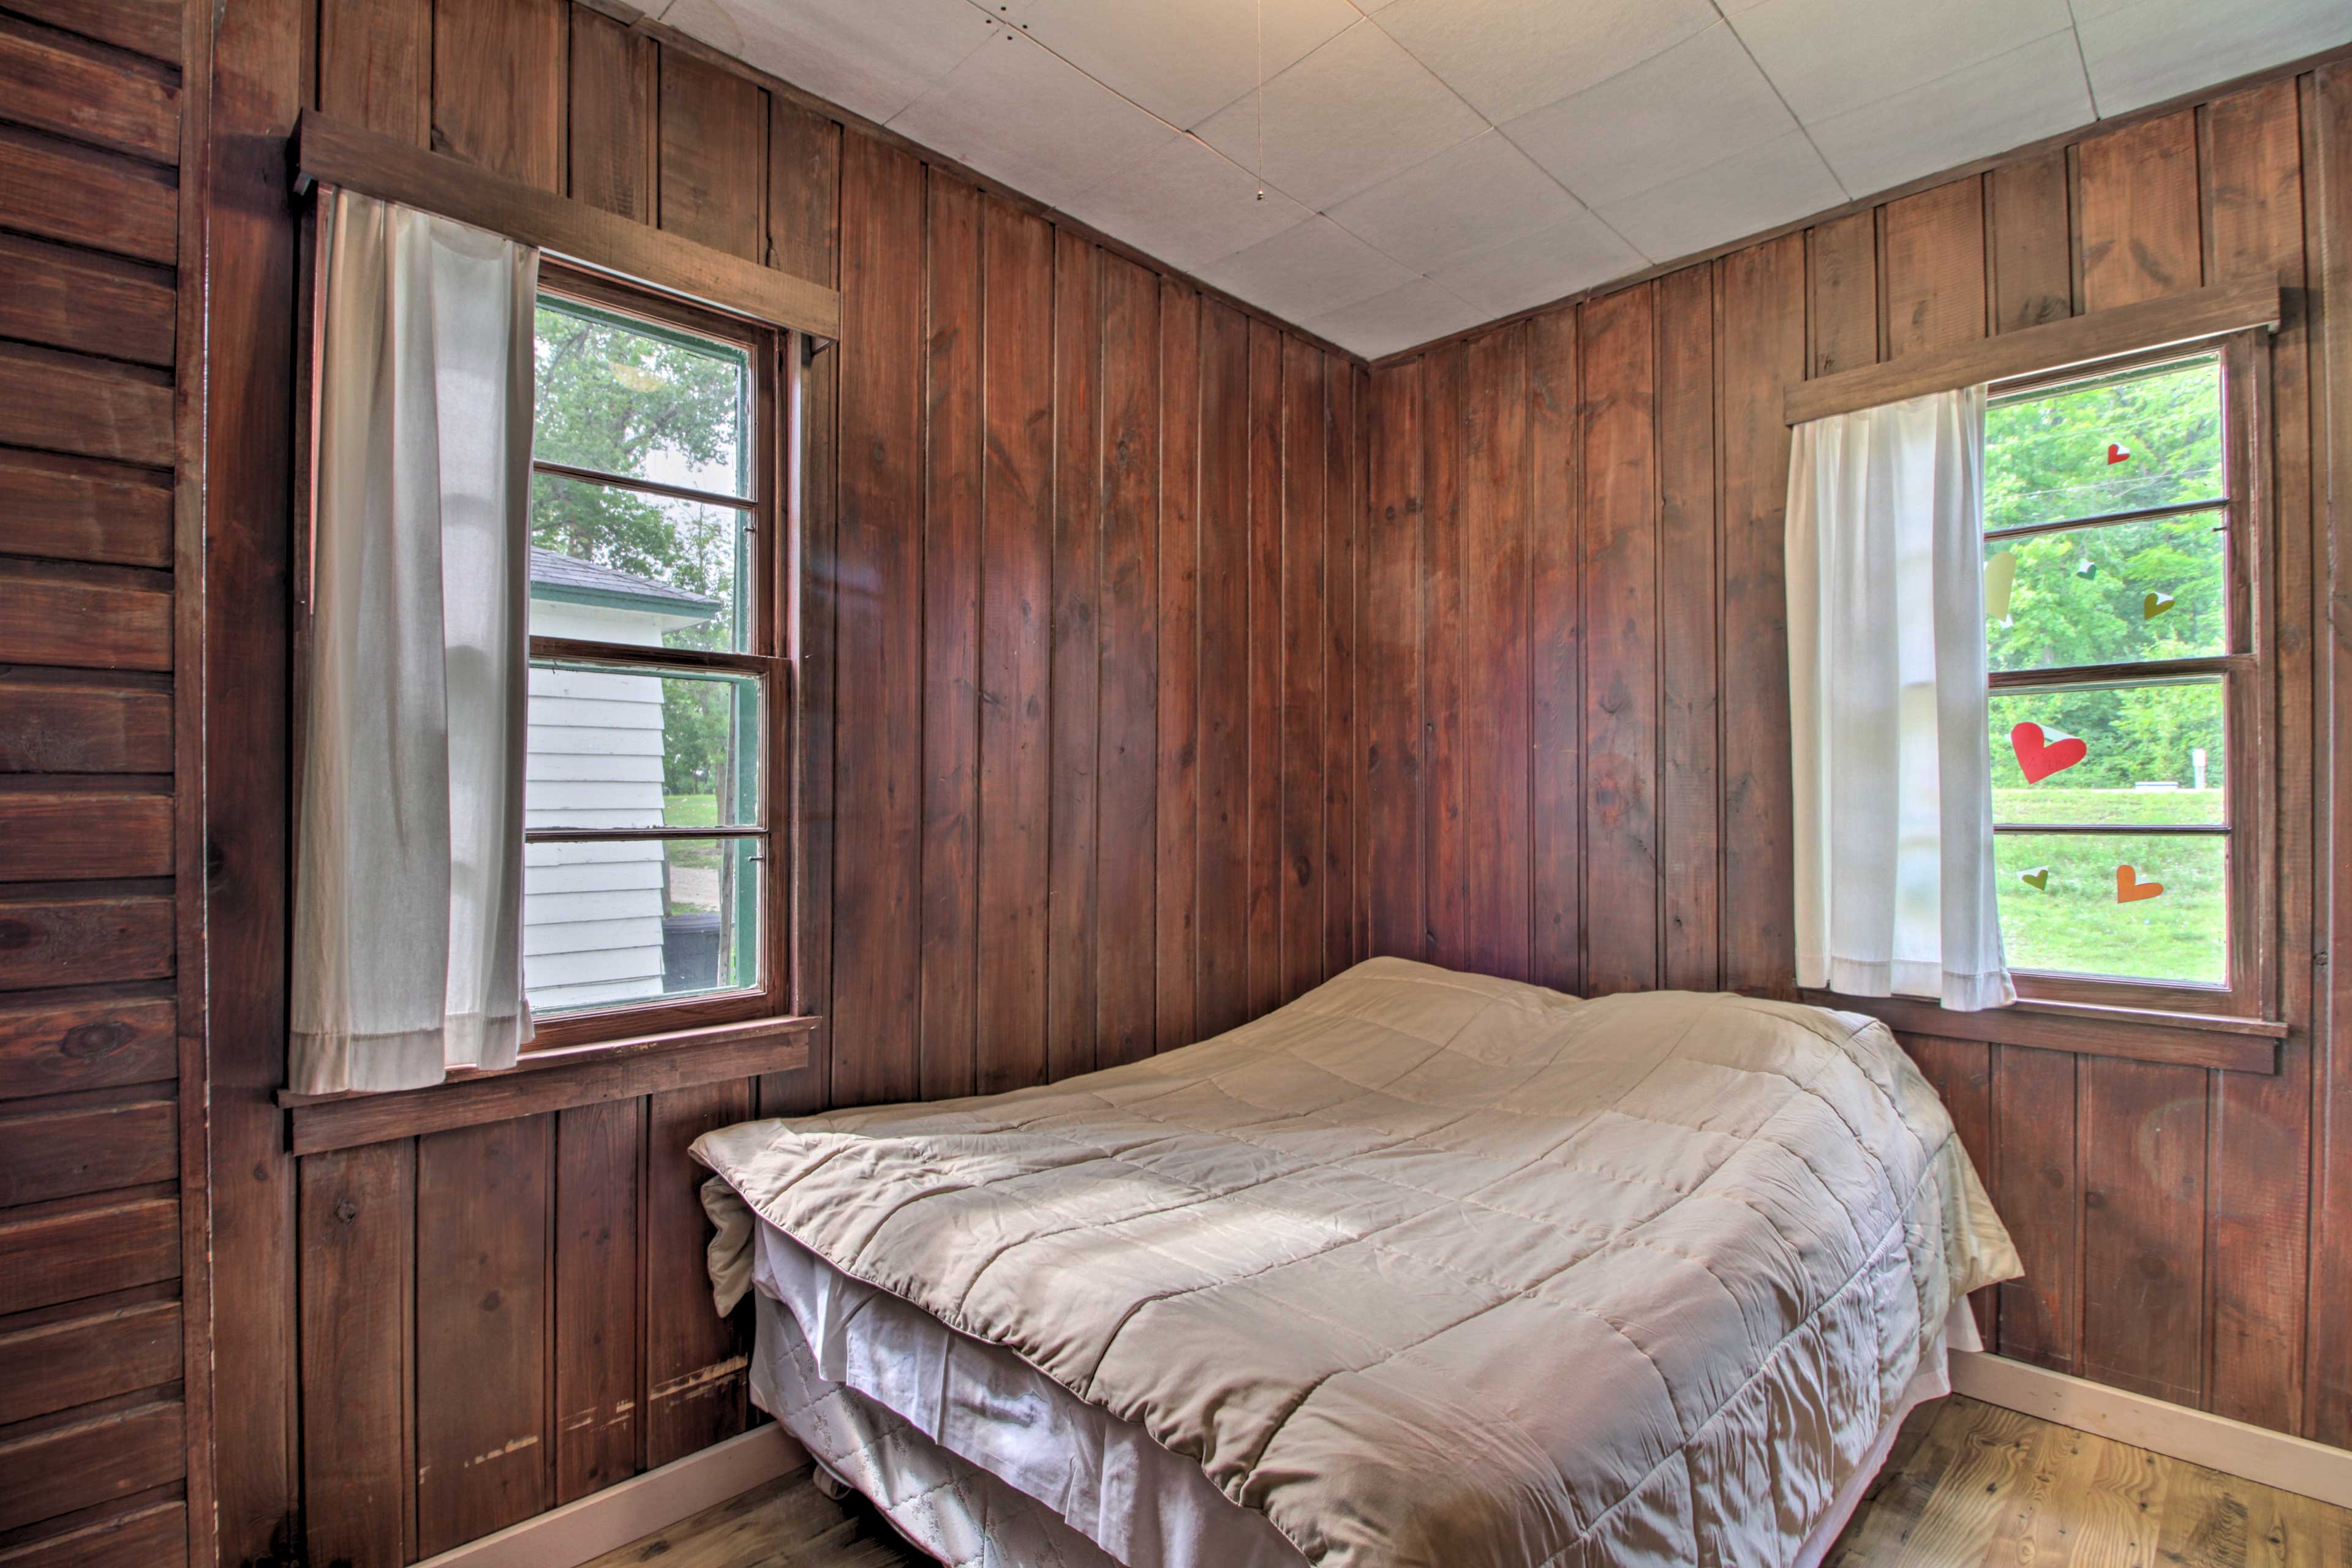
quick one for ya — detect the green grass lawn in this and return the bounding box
[1992,788,2224,984]
[663,793,718,869]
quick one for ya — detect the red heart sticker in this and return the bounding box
[2106,442,2130,464]
[2010,722,2087,784]
[2116,864,2163,902]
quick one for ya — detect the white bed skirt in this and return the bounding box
[747,1223,1964,1568]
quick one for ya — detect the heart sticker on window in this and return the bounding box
[2011,722,2087,784]
[2019,867,2050,891]
[2106,443,2130,464]
[2144,590,2175,619]
[2116,864,2164,902]
[1985,551,2018,620]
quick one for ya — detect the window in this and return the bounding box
[1981,334,2267,1014]
[522,268,789,1046]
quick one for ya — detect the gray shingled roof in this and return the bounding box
[529,546,719,615]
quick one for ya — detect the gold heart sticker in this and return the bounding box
[1985,552,2018,620]
[2019,867,2049,891]
[2144,590,2175,619]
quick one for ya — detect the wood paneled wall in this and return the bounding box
[0,2,209,1565]
[1359,70,2352,1447]
[190,3,1365,1565]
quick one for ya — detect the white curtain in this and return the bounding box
[290,190,540,1094]
[1787,386,2013,1012]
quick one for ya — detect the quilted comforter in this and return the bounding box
[695,958,2018,1568]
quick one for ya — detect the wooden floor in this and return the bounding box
[589,1396,2352,1567]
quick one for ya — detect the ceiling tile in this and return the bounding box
[1199,216,1418,325]
[1303,278,1483,360]
[659,0,998,125]
[1014,0,1359,130]
[1595,131,1844,263]
[1194,21,1489,211]
[1730,0,2074,124]
[1502,24,1799,211]
[1326,132,1583,276]
[1430,208,1646,317]
[2076,0,2352,116]
[1060,135,1315,273]
[1809,31,2090,197]
[1372,0,1717,125]
[889,30,1181,210]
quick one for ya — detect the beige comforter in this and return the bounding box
[696,959,2018,1568]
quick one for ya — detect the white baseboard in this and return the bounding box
[1950,1351,2352,1509]
[412,1424,810,1568]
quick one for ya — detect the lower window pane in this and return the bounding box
[1989,680,2223,823]
[1994,832,2225,986]
[523,836,760,1014]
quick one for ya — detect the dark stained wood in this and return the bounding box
[0,794,172,883]
[1194,302,1251,1033]
[658,50,766,262]
[2078,111,2204,311]
[1807,211,1877,378]
[0,1298,179,1427]
[1814,990,2278,1072]
[1275,333,1325,1007]
[554,1098,639,1504]
[829,133,924,1107]
[1900,1034,1996,1337]
[0,345,172,470]
[430,0,564,192]
[567,6,654,221]
[0,234,174,368]
[0,1194,176,1315]
[1421,344,1465,973]
[0,679,169,775]
[0,126,176,264]
[766,99,840,284]
[1654,265,1719,993]
[298,1139,415,1568]
[1097,257,1159,1061]
[0,895,173,993]
[1155,280,1202,1051]
[643,1080,750,1469]
[1460,327,1532,984]
[2078,1058,2207,1405]
[1580,288,1659,995]
[0,21,178,164]
[1991,1045,2079,1374]
[918,172,981,1102]
[0,451,173,571]
[315,0,430,146]
[1244,322,1284,1016]
[0,990,176,1101]
[0,1096,175,1207]
[415,1117,551,1556]
[0,1500,186,1568]
[0,568,171,674]
[1322,362,1362,982]
[973,197,1052,1094]
[1880,179,1987,356]
[1047,232,1101,1080]
[0,1398,183,1534]
[7,0,182,63]
[1526,312,1580,992]
[1988,153,2074,334]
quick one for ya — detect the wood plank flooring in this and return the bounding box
[588,1396,2352,1567]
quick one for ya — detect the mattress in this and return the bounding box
[698,957,2019,1567]
[744,1218,1970,1568]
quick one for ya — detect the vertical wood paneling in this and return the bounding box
[831,134,924,1107]
[642,1080,750,1468]
[1461,325,1532,984]
[919,172,981,1102]
[1422,344,1467,971]
[566,9,653,222]
[315,0,429,144]
[2078,112,2205,309]
[1528,312,1581,993]
[430,0,564,192]
[657,50,766,261]
[1047,232,1101,1080]
[1278,333,1327,1005]
[1903,1033,1996,1339]
[1656,265,1719,993]
[1880,179,1987,356]
[297,1140,414,1568]
[552,1099,639,1503]
[1808,211,1877,378]
[1992,1045,2080,1372]
[976,198,1053,1093]
[1195,302,1251,1034]
[1362,360,1427,966]
[1322,361,1360,981]
[1098,258,1161,1063]
[1245,322,1284,1017]
[1155,282,1202,1051]
[1989,153,2073,333]
[1581,290,1660,995]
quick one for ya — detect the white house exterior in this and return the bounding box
[522,548,718,1014]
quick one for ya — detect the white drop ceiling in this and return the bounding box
[655,0,2351,359]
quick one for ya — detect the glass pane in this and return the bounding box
[533,295,751,498]
[527,662,761,829]
[1983,510,2226,671]
[1990,682,2223,824]
[1994,832,2225,986]
[529,472,749,652]
[524,837,761,1014]
[1985,353,2223,529]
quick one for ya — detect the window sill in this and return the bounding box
[1798,989,2282,1074]
[281,1013,817,1155]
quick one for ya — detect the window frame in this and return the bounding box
[521,263,796,1052]
[1982,326,2274,1020]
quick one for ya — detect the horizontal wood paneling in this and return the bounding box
[0,796,173,883]
[0,233,175,366]
[0,20,178,163]
[0,569,172,673]
[0,681,172,774]
[0,1196,178,1316]
[0,127,176,262]
[0,897,173,992]
[0,1298,181,1425]
[5,0,183,62]
[0,1499,184,1568]
[0,453,175,570]
[0,1400,183,1533]
[0,992,175,1101]
[0,1096,176,1206]
[0,345,173,468]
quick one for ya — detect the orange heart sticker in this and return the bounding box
[2116,865,2164,903]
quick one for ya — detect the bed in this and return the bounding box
[695,958,2019,1568]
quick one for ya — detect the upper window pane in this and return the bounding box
[529,472,750,651]
[1983,510,2226,672]
[533,296,752,499]
[1985,353,2223,529]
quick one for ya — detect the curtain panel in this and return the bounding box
[1787,387,2014,1012]
[290,190,540,1094]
